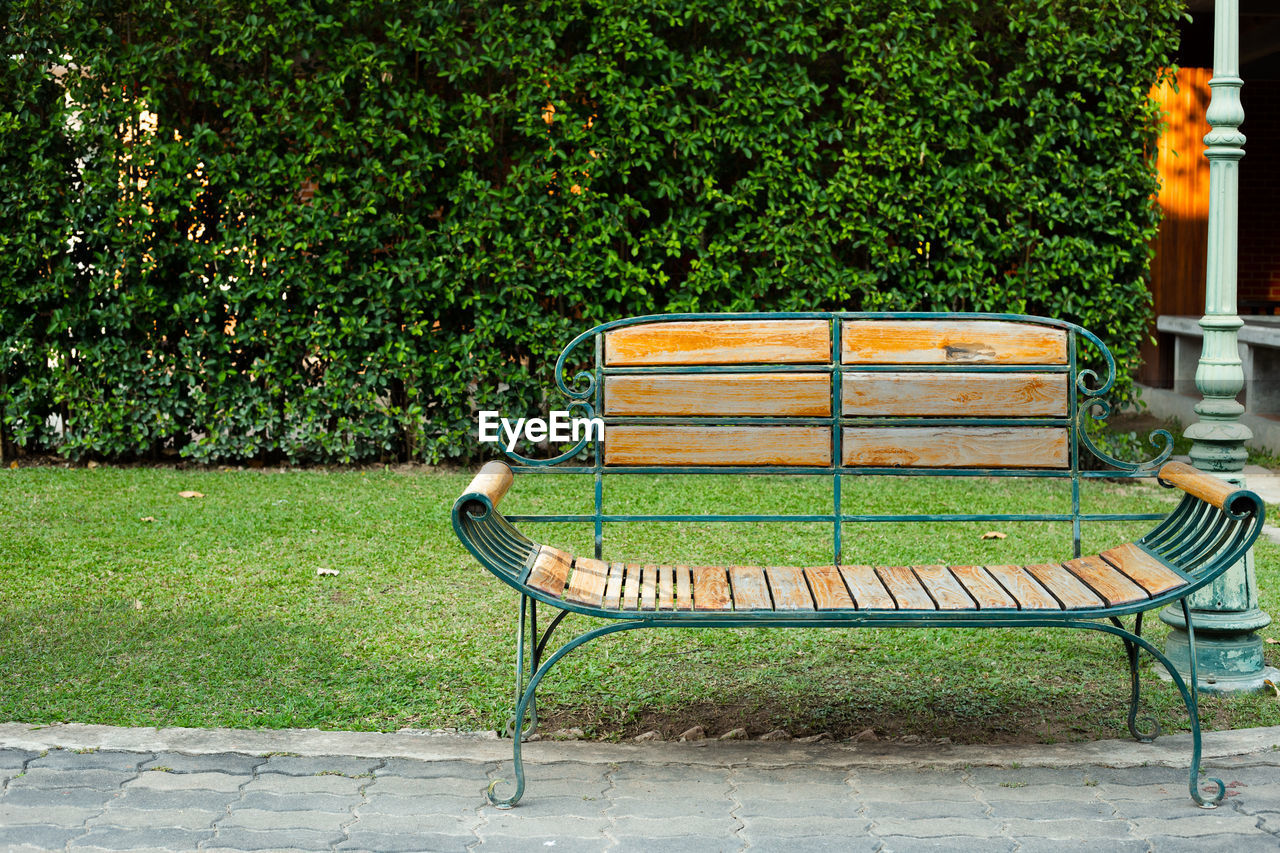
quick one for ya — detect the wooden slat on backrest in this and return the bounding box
[842,427,1068,469]
[605,373,831,417]
[605,319,831,365]
[841,320,1067,365]
[842,373,1068,417]
[605,425,831,466]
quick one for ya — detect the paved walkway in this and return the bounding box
[2,724,1280,852]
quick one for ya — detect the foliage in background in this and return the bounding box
[1,1,1183,463]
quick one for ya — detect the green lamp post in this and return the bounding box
[1159,0,1278,692]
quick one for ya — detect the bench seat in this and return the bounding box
[520,543,1191,615]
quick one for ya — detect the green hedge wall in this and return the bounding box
[1,1,1182,463]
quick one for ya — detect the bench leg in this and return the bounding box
[502,597,573,741]
[487,620,644,808]
[1085,611,1225,809]
[1110,613,1161,743]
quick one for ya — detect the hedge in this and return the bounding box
[0,1,1183,463]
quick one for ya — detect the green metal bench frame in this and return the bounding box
[451,311,1265,809]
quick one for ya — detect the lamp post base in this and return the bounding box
[1158,606,1277,694]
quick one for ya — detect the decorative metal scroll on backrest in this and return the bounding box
[500,312,1172,474]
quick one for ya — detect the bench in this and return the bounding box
[451,312,1265,809]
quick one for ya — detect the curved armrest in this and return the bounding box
[1157,461,1263,518]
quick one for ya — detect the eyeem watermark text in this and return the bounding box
[478,410,605,452]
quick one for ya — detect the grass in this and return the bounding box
[1,463,1277,744]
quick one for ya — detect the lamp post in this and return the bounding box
[1159,0,1278,693]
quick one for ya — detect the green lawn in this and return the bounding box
[1,464,1277,744]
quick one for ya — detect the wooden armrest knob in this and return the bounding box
[1157,461,1256,515]
[461,461,514,512]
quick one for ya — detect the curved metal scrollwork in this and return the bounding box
[1075,399,1174,473]
[501,399,599,467]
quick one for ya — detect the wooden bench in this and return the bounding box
[451,312,1265,809]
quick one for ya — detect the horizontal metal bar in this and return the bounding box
[602,417,1072,427]
[507,465,1163,479]
[505,512,1166,524]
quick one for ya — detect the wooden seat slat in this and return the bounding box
[1062,555,1148,606]
[982,564,1061,610]
[842,372,1068,418]
[527,546,572,598]
[876,566,936,610]
[839,565,897,609]
[602,562,625,610]
[640,565,658,610]
[657,565,675,610]
[605,319,831,366]
[692,567,732,611]
[565,557,609,607]
[843,426,1068,469]
[729,566,773,610]
[1101,543,1188,596]
[675,565,694,610]
[805,566,855,609]
[605,373,831,417]
[606,425,832,467]
[1025,564,1106,610]
[913,565,978,610]
[947,565,1019,609]
[766,567,815,610]
[841,320,1068,365]
[621,564,643,610]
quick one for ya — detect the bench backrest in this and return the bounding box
[600,317,1070,469]
[499,312,1170,562]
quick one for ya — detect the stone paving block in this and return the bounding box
[0,749,39,770]
[607,763,730,787]
[870,817,1005,838]
[474,835,607,853]
[377,758,495,780]
[239,772,364,796]
[1109,794,1234,819]
[337,831,477,852]
[977,782,1105,804]
[607,794,735,820]
[367,774,488,798]
[109,788,240,812]
[140,752,264,776]
[1144,834,1280,853]
[608,815,739,838]
[2,784,118,808]
[1127,812,1266,837]
[744,836,879,853]
[730,781,854,804]
[205,827,345,851]
[607,779,730,802]
[738,816,872,838]
[1013,839,1149,853]
[733,796,862,820]
[0,802,106,826]
[610,836,742,853]
[359,792,483,816]
[1001,818,1135,839]
[1084,765,1192,787]
[67,825,214,850]
[855,782,981,803]
[31,750,152,772]
[0,824,86,851]
[510,760,611,784]
[258,755,382,777]
[480,812,611,838]
[90,805,224,830]
[125,770,243,793]
[729,765,851,787]
[862,799,990,821]
[216,807,351,832]
[350,810,479,836]
[461,793,599,819]
[233,790,357,813]
[964,766,1090,787]
[985,798,1117,820]
[13,767,136,790]
[877,836,1016,853]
